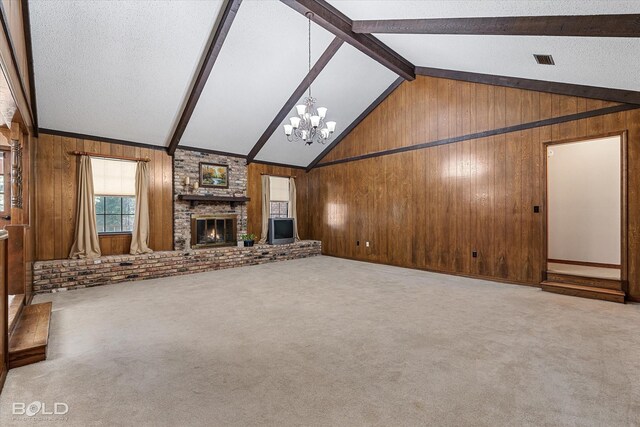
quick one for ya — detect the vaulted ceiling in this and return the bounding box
[28,0,640,168]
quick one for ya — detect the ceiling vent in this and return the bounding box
[534,54,555,65]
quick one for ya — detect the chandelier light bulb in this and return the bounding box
[317,107,327,118]
[301,130,308,140]
[295,104,306,116]
[326,121,336,132]
[310,115,320,128]
[283,124,293,136]
[290,117,301,129]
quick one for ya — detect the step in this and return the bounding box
[546,272,623,291]
[9,302,52,369]
[541,281,625,304]
[8,293,25,336]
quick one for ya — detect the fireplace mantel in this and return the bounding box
[177,194,250,208]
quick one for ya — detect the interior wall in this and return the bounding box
[34,133,173,261]
[247,163,308,240]
[547,135,621,265]
[303,75,640,301]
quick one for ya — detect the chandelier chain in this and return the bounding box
[308,13,311,98]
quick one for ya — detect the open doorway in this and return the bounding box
[544,133,626,284]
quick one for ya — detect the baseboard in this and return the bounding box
[323,254,540,289]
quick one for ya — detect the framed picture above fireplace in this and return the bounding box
[199,162,229,188]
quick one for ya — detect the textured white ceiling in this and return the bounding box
[178,1,334,155]
[28,0,640,166]
[29,0,222,145]
[326,0,640,19]
[255,43,397,167]
[381,35,640,91]
[326,0,640,92]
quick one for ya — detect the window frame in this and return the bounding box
[0,148,10,217]
[95,195,136,235]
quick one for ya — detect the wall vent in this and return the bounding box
[534,54,555,65]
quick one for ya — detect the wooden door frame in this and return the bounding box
[542,131,628,290]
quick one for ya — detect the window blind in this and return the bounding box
[269,176,289,202]
[91,157,136,196]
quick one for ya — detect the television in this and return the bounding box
[268,218,295,245]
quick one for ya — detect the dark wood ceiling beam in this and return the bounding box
[306,76,403,171]
[352,14,640,37]
[167,0,242,155]
[246,37,343,163]
[416,67,640,106]
[21,0,38,136]
[280,0,415,81]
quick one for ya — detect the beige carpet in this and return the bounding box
[2,256,640,426]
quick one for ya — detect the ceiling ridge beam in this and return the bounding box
[246,36,344,164]
[416,67,640,105]
[167,0,242,155]
[306,76,403,171]
[352,14,640,37]
[280,0,415,81]
[314,103,638,168]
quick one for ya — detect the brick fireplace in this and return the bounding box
[174,149,247,250]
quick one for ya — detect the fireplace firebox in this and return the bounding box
[191,215,237,248]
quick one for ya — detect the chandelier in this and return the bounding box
[283,13,336,145]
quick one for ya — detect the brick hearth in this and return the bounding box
[33,241,321,293]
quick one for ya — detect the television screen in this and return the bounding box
[274,219,294,239]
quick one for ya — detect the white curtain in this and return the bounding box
[258,175,270,244]
[130,161,153,254]
[69,156,101,259]
[288,177,300,241]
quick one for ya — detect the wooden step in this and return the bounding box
[8,293,25,335]
[546,272,623,291]
[541,281,625,303]
[9,302,52,369]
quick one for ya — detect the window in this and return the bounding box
[95,196,135,233]
[0,150,9,215]
[269,176,290,218]
[91,158,136,234]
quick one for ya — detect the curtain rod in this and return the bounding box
[69,151,151,162]
[261,173,296,178]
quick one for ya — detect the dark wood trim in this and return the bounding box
[20,0,37,136]
[352,14,640,37]
[179,145,247,159]
[306,76,403,171]
[0,1,34,129]
[280,0,415,81]
[315,104,638,168]
[547,259,621,269]
[39,128,165,152]
[167,0,242,155]
[253,159,306,170]
[415,67,640,106]
[246,37,344,163]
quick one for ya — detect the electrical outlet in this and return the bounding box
[472,250,478,258]
[533,205,540,213]
[356,240,360,246]
[366,241,370,248]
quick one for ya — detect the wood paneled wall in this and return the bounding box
[34,134,173,261]
[304,76,640,301]
[247,163,308,239]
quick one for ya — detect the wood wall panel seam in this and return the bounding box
[315,104,638,167]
